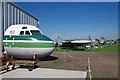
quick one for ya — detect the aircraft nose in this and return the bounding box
[31,35,55,48]
[42,35,55,48]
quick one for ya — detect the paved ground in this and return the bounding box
[1,68,87,78]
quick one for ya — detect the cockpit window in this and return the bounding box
[30,30,41,35]
[20,31,24,35]
[25,31,30,35]
[22,27,27,29]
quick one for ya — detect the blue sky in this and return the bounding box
[15,2,118,40]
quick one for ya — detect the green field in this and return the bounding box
[56,44,119,53]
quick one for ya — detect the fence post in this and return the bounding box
[63,52,66,62]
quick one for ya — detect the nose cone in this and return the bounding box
[43,35,55,48]
[31,35,55,48]
[39,35,55,57]
[32,35,55,58]
[41,35,55,47]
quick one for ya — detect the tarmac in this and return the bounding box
[1,67,87,79]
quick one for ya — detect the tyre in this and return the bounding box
[28,66,33,71]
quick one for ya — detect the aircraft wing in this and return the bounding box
[60,40,92,50]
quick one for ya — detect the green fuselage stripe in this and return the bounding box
[3,42,54,48]
[3,35,52,41]
[3,35,55,48]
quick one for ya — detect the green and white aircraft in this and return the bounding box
[3,24,55,59]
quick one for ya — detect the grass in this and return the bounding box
[55,44,119,53]
[95,44,118,53]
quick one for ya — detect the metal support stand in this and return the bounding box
[33,53,37,60]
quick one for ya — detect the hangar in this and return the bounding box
[1,1,39,33]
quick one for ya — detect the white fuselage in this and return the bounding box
[3,24,55,59]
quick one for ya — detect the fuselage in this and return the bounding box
[3,24,55,59]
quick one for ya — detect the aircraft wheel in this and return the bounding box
[28,66,33,71]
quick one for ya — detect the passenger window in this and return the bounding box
[20,31,24,35]
[25,31,30,35]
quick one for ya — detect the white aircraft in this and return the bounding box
[59,38,92,50]
[3,24,55,59]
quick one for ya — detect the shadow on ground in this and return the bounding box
[40,56,58,61]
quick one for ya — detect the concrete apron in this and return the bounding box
[2,68,87,79]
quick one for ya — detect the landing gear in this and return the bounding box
[28,62,38,71]
[28,66,33,71]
